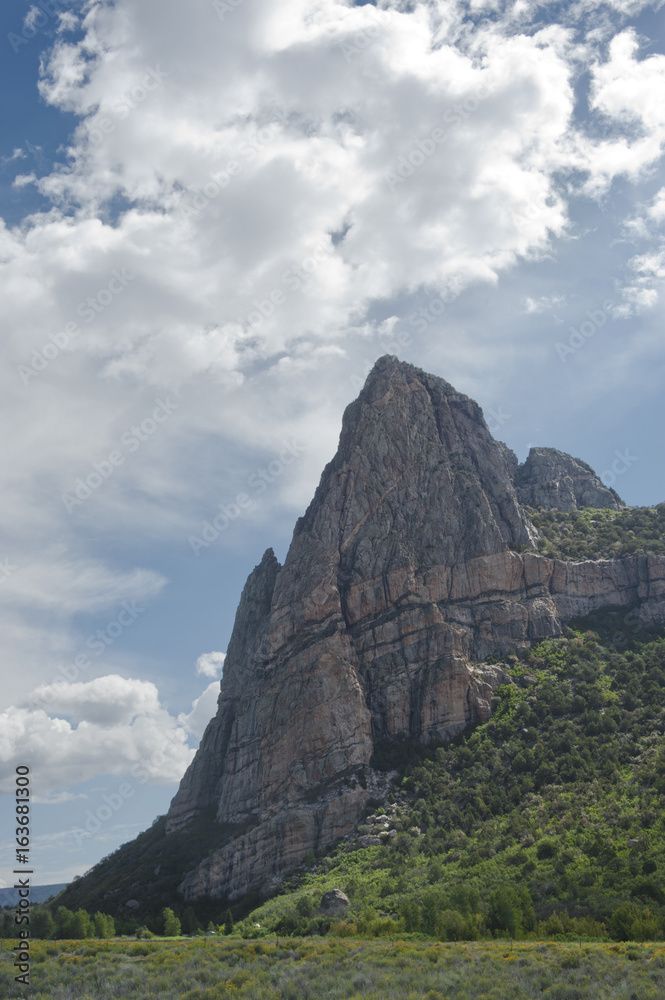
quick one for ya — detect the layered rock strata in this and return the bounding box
[166,356,665,902]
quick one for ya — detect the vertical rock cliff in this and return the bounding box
[165,356,665,901]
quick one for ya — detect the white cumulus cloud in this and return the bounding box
[0,675,200,795]
[178,682,221,740]
[195,651,226,678]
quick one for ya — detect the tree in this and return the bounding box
[610,902,640,941]
[182,906,200,935]
[55,906,76,939]
[437,909,467,941]
[93,912,115,938]
[224,908,235,934]
[487,886,524,938]
[72,908,94,938]
[399,899,420,933]
[162,907,181,937]
[31,908,56,939]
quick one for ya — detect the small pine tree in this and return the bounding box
[224,908,235,934]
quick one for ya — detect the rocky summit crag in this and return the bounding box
[513,447,624,511]
[163,357,665,903]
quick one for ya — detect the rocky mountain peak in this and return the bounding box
[101,358,665,907]
[282,356,537,588]
[514,446,624,511]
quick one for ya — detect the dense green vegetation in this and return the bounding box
[1,937,664,999]
[51,807,260,933]
[20,613,665,946]
[528,504,665,561]
[0,906,114,941]
[0,904,201,941]
[243,616,665,943]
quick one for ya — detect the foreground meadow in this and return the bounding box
[1,937,664,999]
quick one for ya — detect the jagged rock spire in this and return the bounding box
[159,357,662,902]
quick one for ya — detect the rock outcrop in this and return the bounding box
[320,889,350,914]
[513,446,624,511]
[165,357,665,902]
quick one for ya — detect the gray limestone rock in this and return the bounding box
[514,447,624,511]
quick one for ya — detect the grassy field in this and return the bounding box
[1,937,664,999]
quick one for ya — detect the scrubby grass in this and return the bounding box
[1,937,664,999]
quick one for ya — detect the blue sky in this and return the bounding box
[1,0,664,887]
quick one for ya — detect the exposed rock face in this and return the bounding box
[513,446,624,511]
[166,356,665,902]
[320,889,350,915]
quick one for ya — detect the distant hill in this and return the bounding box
[0,883,68,907]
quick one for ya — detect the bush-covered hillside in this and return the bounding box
[33,506,665,944]
[528,504,665,561]
[242,615,665,942]
[12,618,665,943]
[48,808,259,934]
